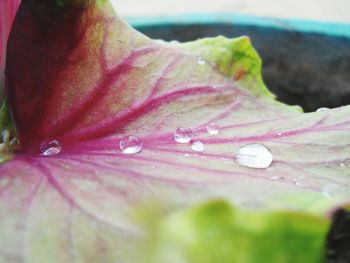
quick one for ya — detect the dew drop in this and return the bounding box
[40,139,62,156]
[191,140,205,152]
[340,162,346,168]
[277,132,283,137]
[206,123,220,135]
[10,137,20,150]
[174,127,193,144]
[119,135,142,154]
[198,58,206,65]
[236,144,273,169]
[269,175,281,180]
[316,107,330,113]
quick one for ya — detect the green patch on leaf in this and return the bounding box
[143,200,329,263]
[182,36,273,99]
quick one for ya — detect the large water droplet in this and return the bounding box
[316,107,330,113]
[236,144,273,169]
[206,123,220,135]
[198,58,206,65]
[191,140,205,152]
[119,135,142,154]
[174,127,193,144]
[40,139,62,156]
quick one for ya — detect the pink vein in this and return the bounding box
[36,161,138,235]
[62,85,221,143]
[51,45,159,137]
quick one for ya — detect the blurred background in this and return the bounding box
[112,0,350,112]
[114,0,350,23]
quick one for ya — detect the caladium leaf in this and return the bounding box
[0,0,20,100]
[0,0,349,262]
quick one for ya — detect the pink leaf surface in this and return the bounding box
[0,0,349,262]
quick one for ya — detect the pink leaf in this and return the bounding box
[0,1,349,262]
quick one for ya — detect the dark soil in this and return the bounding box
[327,210,350,263]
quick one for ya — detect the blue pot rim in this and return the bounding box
[126,13,350,38]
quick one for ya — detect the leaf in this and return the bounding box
[140,200,330,263]
[0,0,21,100]
[1,0,349,262]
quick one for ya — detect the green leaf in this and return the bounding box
[141,200,329,263]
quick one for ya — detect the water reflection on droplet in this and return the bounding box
[191,140,205,152]
[322,184,338,198]
[206,123,220,135]
[236,144,273,169]
[316,107,330,113]
[174,127,193,144]
[119,135,142,154]
[40,139,62,156]
[198,58,206,65]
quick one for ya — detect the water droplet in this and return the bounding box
[9,137,20,150]
[174,127,193,144]
[206,123,220,135]
[277,132,283,137]
[316,107,330,113]
[340,163,346,168]
[40,139,62,156]
[322,184,337,198]
[236,144,273,169]
[293,178,303,187]
[198,58,206,65]
[119,135,142,154]
[191,140,205,152]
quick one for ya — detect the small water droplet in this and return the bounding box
[277,132,283,137]
[198,58,206,65]
[206,123,220,135]
[321,184,338,198]
[340,163,346,168]
[184,153,191,157]
[191,140,205,152]
[9,137,20,150]
[119,135,142,154]
[316,107,330,113]
[40,139,62,156]
[293,178,303,187]
[236,144,273,169]
[174,127,193,144]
